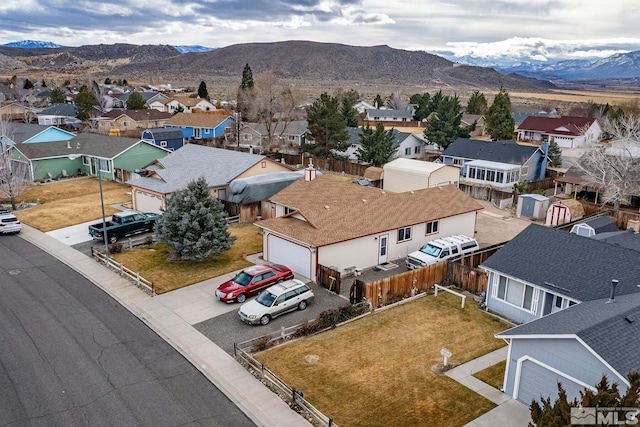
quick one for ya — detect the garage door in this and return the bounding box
[267,235,312,279]
[134,190,164,214]
[517,360,585,405]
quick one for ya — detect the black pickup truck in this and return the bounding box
[88,211,158,243]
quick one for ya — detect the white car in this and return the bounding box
[0,210,21,234]
[238,279,315,325]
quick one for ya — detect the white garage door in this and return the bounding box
[267,235,312,279]
[518,360,585,405]
[135,191,163,214]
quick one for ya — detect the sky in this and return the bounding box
[2,0,640,63]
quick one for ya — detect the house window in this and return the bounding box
[521,165,529,177]
[414,146,421,154]
[284,206,295,215]
[243,134,252,141]
[425,220,439,235]
[98,159,110,172]
[453,158,464,166]
[123,121,130,127]
[261,161,267,168]
[194,128,201,139]
[405,147,411,155]
[468,167,476,179]
[160,141,167,148]
[397,227,412,242]
[288,135,295,141]
[496,276,534,311]
[82,156,90,166]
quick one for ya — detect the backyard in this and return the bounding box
[255,292,509,427]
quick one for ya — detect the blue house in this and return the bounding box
[141,127,185,151]
[163,112,234,143]
[496,292,640,405]
[442,138,549,190]
[0,123,75,147]
[481,224,640,324]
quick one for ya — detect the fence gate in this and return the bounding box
[350,279,365,304]
[317,265,341,294]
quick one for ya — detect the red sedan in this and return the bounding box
[215,264,294,303]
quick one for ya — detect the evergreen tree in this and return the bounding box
[423,94,470,150]
[428,90,445,113]
[41,79,47,88]
[547,138,563,167]
[373,94,384,109]
[104,77,112,85]
[304,92,349,158]
[410,93,431,122]
[466,90,488,115]
[241,63,254,89]
[74,85,97,120]
[155,177,235,261]
[341,97,358,127]
[63,79,71,87]
[122,79,128,86]
[50,87,66,104]
[23,78,34,89]
[485,88,515,140]
[197,81,209,100]
[126,91,146,109]
[356,123,396,166]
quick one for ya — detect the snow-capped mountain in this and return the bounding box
[3,40,65,48]
[172,45,216,54]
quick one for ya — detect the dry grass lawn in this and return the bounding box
[511,89,640,107]
[473,360,506,390]
[255,292,508,427]
[8,178,131,232]
[111,223,264,293]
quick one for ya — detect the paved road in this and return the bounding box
[195,282,348,353]
[0,235,255,427]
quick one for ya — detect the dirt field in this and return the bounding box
[510,89,640,108]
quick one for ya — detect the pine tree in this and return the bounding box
[197,81,209,100]
[304,92,349,158]
[74,85,97,120]
[126,92,146,110]
[410,93,431,122]
[466,90,488,115]
[50,87,66,104]
[41,79,47,88]
[547,138,563,167]
[154,177,236,261]
[373,94,384,109]
[356,123,396,166]
[341,97,358,127]
[485,88,516,140]
[23,78,34,89]
[241,63,254,89]
[423,94,470,150]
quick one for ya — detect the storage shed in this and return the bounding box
[545,199,584,226]
[570,216,618,237]
[382,158,459,193]
[516,194,549,220]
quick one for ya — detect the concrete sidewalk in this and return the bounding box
[19,224,312,427]
[445,347,531,426]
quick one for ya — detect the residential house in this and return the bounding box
[256,174,483,280]
[442,138,549,189]
[496,292,640,405]
[516,116,602,148]
[0,123,75,147]
[237,121,308,154]
[352,100,376,115]
[0,102,34,122]
[126,144,293,214]
[141,128,185,151]
[591,228,640,251]
[461,114,486,137]
[159,97,217,114]
[338,127,434,162]
[364,108,415,126]
[36,103,80,128]
[163,112,235,144]
[112,91,169,109]
[95,109,173,136]
[382,158,459,192]
[481,223,640,324]
[9,132,171,182]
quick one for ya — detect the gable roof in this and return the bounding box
[38,103,77,117]
[517,116,597,136]
[100,109,172,121]
[461,114,484,126]
[345,127,417,149]
[127,144,288,194]
[164,112,231,128]
[481,224,640,302]
[256,177,483,247]
[2,123,75,144]
[366,108,413,119]
[497,292,640,379]
[592,229,640,252]
[443,138,540,165]
[243,121,308,137]
[142,127,185,140]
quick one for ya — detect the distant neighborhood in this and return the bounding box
[2,72,640,425]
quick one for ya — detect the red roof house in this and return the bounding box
[516,116,601,148]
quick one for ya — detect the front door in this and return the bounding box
[378,235,388,264]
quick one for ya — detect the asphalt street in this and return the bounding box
[0,234,255,427]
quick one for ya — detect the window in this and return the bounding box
[98,159,110,172]
[194,128,201,139]
[243,134,252,141]
[495,276,534,311]
[123,121,130,127]
[425,220,439,235]
[288,135,295,141]
[453,158,464,166]
[521,165,529,177]
[160,141,167,147]
[397,227,412,242]
[414,146,421,154]
[82,156,90,166]
[261,161,267,168]
[405,147,411,155]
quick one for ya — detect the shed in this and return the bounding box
[382,158,459,193]
[570,216,618,237]
[545,199,584,226]
[516,194,549,220]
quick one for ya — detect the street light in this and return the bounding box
[69,154,109,259]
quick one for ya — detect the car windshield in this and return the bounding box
[233,271,253,286]
[420,243,441,257]
[256,291,277,307]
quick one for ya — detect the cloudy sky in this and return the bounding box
[2,0,640,63]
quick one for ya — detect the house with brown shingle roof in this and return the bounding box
[163,112,235,143]
[516,116,601,148]
[95,109,173,136]
[256,172,483,280]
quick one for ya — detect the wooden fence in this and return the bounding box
[279,154,370,177]
[91,248,155,296]
[317,265,341,294]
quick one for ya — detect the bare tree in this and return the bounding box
[0,119,32,210]
[388,90,409,110]
[92,80,113,113]
[248,71,302,152]
[576,115,640,210]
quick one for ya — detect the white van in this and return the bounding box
[406,235,479,270]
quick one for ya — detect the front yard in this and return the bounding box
[255,292,508,427]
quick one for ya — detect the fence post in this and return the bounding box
[329,417,333,427]
[136,272,141,287]
[233,342,237,356]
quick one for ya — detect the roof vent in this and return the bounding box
[324,205,330,210]
[606,279,619,304]
[625,313,638,323]
[410,191,415,195]
[362,199,367,203]
[381,191,386,195]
